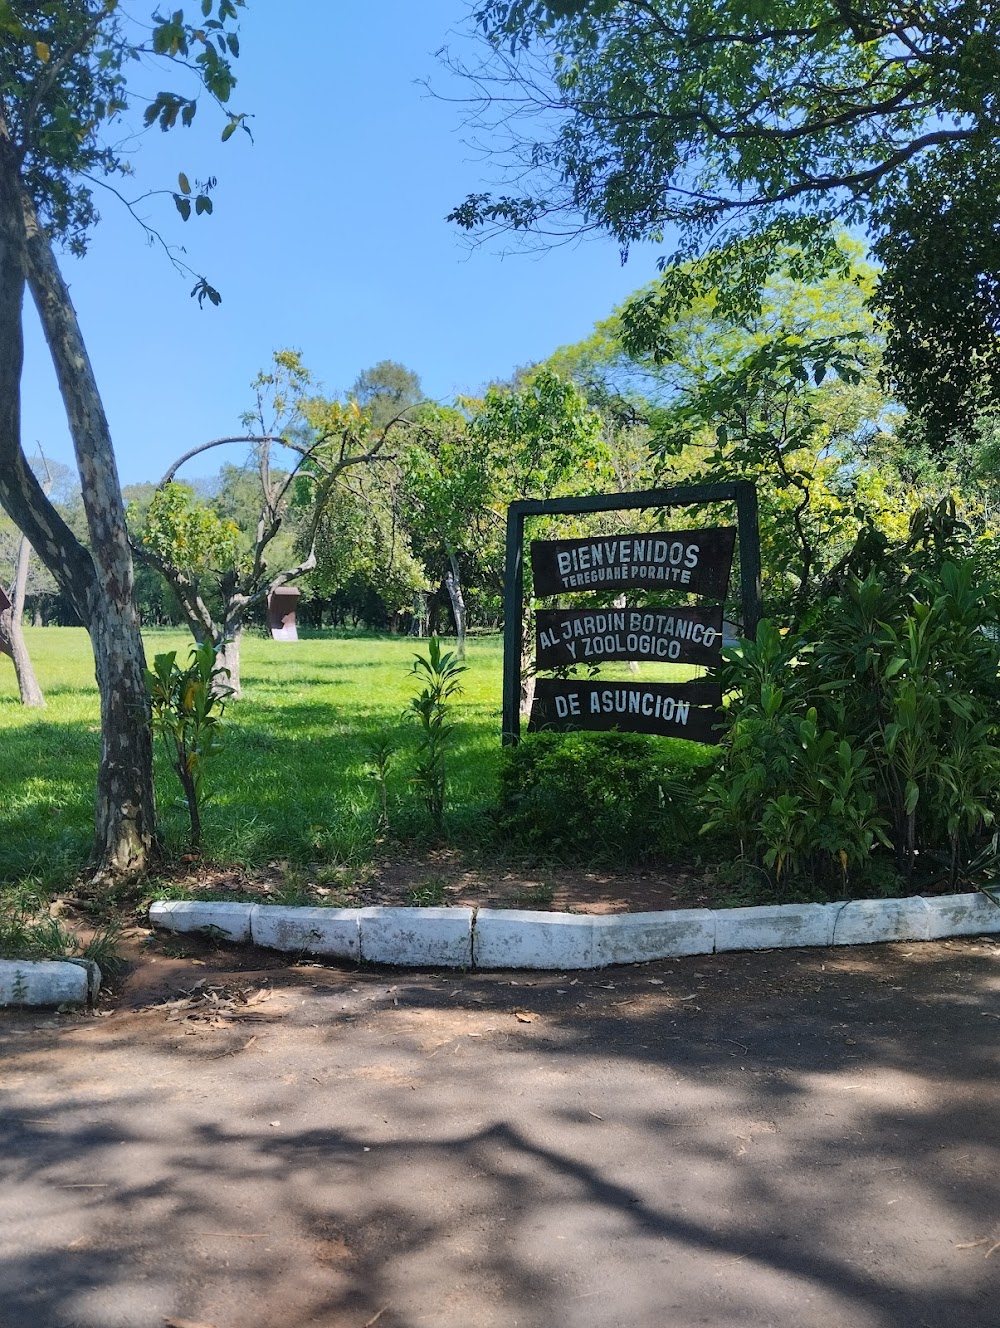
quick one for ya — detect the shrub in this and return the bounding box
[405,637,466,835]
[496,730,709,864]
[145,640,233,851]
[711,501,1000,893]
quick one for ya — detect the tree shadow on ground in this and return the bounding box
[1,940,998,1327]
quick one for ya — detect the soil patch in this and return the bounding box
[153,849,720,915]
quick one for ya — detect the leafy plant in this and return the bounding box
[363,735,397,834]
[0,892,124,981]
[145,640,234,850]
[405,637,466,835]
[498,729,709,864]
[711,504,1000,893]
[702,623,888,892]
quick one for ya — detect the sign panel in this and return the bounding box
[529,678,722,743]
[535,603,724,669]
[531,527,736,598]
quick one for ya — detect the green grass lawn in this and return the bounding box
[0,627,713,890]
[0,628,505,886]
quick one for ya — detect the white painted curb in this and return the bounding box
[592,909,716,965]
[150,889,1000,970]
[251,905,360,960]
[716,902,840,952]
[925,891,1000,939]
[0,959,92,1007]
[149,900,253,943]
[474,909,594,970]
[833,897,931,946]
[359,906,473,968]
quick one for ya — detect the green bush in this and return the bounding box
[702,622,889,895]
[496,730,709,864]
[145,640,233,851]
[710,501,1000,894]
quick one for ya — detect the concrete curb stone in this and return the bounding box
[0,959,90,1007]
[63,957,103,1003]
[591,909,716,965]
[716,902,841,953]
[832,897,931,946]
[359,906,473,968]
[251,905,360,959]
[149,900,253,943]
[149,889,1000,970]
[922,892,1000,939]
[474,909,594,970]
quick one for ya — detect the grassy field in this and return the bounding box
[0,628,501,887]
[0,627,713,892]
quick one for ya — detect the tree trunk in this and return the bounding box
[519,609,536,718]
[444,550,467,661]
[11,183,157,877]
[613,593,639,673]
[216,623,243,699]
[0,529,45,705]
[88,598,159,875]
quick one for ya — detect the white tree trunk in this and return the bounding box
[0,529,45,706]
[444,550,467,661]
[613,593,640,673]
[519,609,536,718]
[215,623,243,700]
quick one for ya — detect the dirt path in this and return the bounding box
[2,936,999,1327]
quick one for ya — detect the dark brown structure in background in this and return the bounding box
[0,584,11,658]
[267,586,300,642]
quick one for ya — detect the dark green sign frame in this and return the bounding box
[501,482,761,745]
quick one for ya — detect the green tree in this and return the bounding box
[0,453,55,704]
[872,149,1000,451]
[0,1,246,878]
[469,367,611,709]
[351,361,424,430]
[136,352,405,693]
[451,1,994,255]
[449,0,1000,407]
[401,406,492,659]
[546,242,912,617]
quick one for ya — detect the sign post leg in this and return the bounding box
[736,481,762,640]
[501,504,525,745]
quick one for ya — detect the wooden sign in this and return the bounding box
[529,678,722,743]
[531,527,736,598]
[536,603,723,669]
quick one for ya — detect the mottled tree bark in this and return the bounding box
[444,548,467,661]
[519,610,536,718]
[0,529,46,705]
[0,111,157,878]
[21,193,157,877]
[215,622,242,699]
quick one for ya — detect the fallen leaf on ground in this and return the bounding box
[513,1010,536,1023]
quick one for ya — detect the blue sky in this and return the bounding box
[20,1,663,488]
